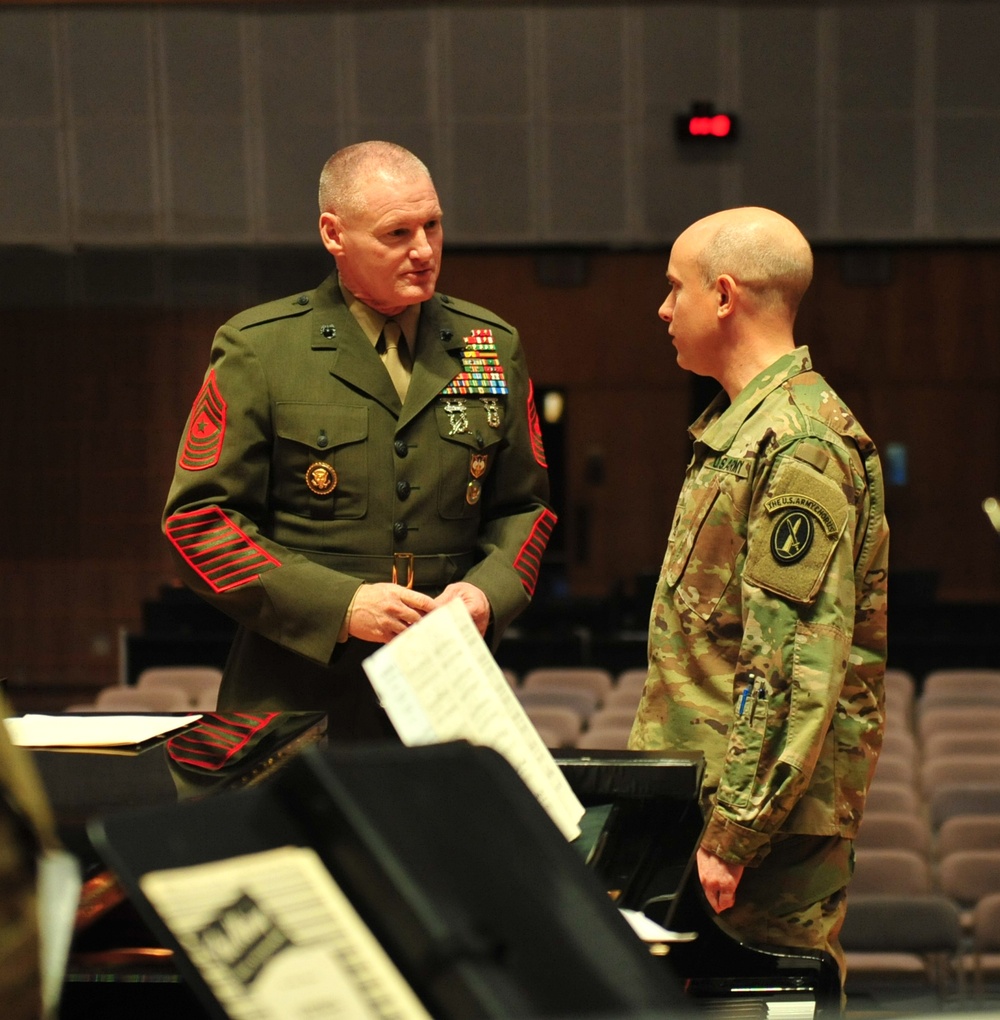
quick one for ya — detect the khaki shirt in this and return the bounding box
[630,348,888,865]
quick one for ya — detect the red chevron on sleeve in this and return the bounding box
[180,371,226,471]
[165,507,280,593]
[514,508,557,597]
[166,712,280,771]
[527,379,548,469]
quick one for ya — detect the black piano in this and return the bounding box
[32,710,328,1018]
[556,748,842,1019]
[36,719,839,1018]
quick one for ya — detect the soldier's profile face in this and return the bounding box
[660,233,721,378]
[325,171,444,316]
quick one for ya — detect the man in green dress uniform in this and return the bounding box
[163,142,556,738]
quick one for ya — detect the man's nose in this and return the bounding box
[410,230,433,260]
[658,298,672,321]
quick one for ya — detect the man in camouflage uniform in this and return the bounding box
[163,142,556,737]
[629,207,888,987]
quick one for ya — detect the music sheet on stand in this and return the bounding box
[363,599,584,841]
[140,845,431,1020]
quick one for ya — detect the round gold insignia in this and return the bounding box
[466,480,482,505]
[305,461,338,496]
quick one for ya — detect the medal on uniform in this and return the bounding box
[470,452,488,478]
[305,461,337,496]
[443,399,469,435]
[466,480,482,505]
[441,329,509,397]
[481,398,502,429]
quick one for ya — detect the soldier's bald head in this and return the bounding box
[682,207,814,318]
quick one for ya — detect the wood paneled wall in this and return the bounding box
[3,245,999,707]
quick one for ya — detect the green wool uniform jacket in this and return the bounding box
[163,273,556,735]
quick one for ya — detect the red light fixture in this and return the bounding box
[676,101,739,143]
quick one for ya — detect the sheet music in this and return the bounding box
[5,714,200,748]
[139,845,431,1020]
[363,599,584,841]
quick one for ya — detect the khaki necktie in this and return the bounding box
[382,319,411,401]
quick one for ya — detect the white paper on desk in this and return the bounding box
[140,845,431,1020]
[4,714,200,748]
[363,599,584,841]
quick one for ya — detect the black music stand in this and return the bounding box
[89,740,692,1019]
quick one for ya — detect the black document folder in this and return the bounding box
[89,740,692,1019]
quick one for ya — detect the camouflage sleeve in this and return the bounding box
[700,442,860,863]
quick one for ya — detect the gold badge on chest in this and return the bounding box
[305,461,338,496]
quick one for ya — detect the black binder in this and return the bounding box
[89,740,692,1019]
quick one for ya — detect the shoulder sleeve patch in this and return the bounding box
[745,457,849,603]
[180,371,226,471]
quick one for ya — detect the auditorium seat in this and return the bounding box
[136,666,223,710]
[929,785,1000,829]
[919,669,1000,714]
[884,668,916,729]
[921,755,1000,796]
[918,706,1000,743]
[587,706,640,728]
[864,782,922,816]
[937,816,1000,859]
[575,722,632,751]
[92,684,191,713]
[522,705,584,748]
[521,667,614,703]
[924,732,1000,761]
[850,848,933,895]
[841,894,964,1001]
[968,892,1000,997]
[938,850,1000,929]
[516,687,599,722]
[855,812,932,859]
[873,754,918,787]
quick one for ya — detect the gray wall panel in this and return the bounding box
[936,3,1000,108]
[2,2,1000,246]
[838,117,916,235]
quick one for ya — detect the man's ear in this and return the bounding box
[319,211,344,258]
[716,274,737,319]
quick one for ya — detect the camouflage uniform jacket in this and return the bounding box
[630,347,888,866]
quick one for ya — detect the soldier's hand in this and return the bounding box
[433,582,492,636]
[347,583,437,643]
[696,847,744,914]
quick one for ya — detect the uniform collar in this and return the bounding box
[691,346,813,452]
[338,276,421,354]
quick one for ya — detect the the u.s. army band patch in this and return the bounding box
[745,458,849,604]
